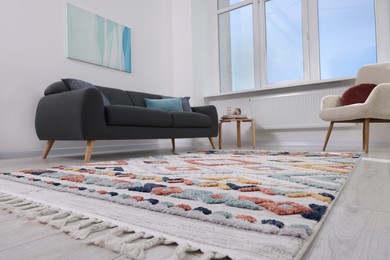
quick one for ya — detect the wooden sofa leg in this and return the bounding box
[364,119,370,153]
[323,122,334,151]
[171,138,175,152]
[209,137,216,149]
[42,140,55,159]
[84,140,95,163]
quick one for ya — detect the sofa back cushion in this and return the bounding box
[44,81,164,108]
[62,78,111,106]
[97,86,134,106]
[127,91,162,107]
[44,81,70,96]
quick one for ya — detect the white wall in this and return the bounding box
[190,0,219,106]
[171,0,193,99]
[171,0,219,106]
[0,0,176,158]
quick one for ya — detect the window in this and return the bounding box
[218,0,382,93]
[318,0,377,79]
[265,0,304,84]
[218,2,254,92]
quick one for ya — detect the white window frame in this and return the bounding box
[217,0,390,93]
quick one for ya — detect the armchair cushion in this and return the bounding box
[340,83,377,106]
[319,102,368,121]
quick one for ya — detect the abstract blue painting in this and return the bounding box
[66,3,132,73]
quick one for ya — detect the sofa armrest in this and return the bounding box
[35,88,107,140]
[191,105,219,136]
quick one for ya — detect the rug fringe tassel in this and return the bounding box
[62,218,102,234]
[0,192,227,260]
[170,244,190,260]
[5,201,40,215]
[35,208,60,219]
[49,213,87,228]
[199,251,215,260]
[70,222,117,240]
[6,201,32,211]
[1,198,24,209]
[89,233,125,252]
[38,210,70,224]
[0,194,13,201]
[121,237,165,260]
[24,206,53,219]
[87,227,143,253]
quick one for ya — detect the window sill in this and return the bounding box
[204,77,355,99]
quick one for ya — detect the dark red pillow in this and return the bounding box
[340,83,377,106]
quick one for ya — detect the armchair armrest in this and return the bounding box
[364,83,390,119]
[35,88,107,140]
[321,95,341,110]
[191,105,219,136]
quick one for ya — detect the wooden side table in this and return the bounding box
[218,117,256,149]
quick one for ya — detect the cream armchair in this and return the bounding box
[319,62,390,153]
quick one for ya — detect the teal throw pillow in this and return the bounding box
[163,96,192,112]
[61,78,111,106]
[145,97,184,112]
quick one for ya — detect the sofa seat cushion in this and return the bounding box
[106,105,172,127]
[171,112,211,128]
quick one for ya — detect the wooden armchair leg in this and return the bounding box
[42,140,55,159]
[171,138,175,152]
[364,119,370,153]
[322,122,334,151]
[84,140,95,163]
[209,137,216,149]
[363,122,366,150]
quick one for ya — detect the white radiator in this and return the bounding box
[249,88,344,129]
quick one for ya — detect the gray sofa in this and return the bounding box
[35,80,218,162]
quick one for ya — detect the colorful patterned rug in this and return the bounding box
[0,150,360,259]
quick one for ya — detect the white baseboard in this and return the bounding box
[2,139,388,160]
[257,140,390,150]
[0,141,167,160]
[0,138,213,160]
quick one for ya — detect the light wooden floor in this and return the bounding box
[0,144,389,260]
